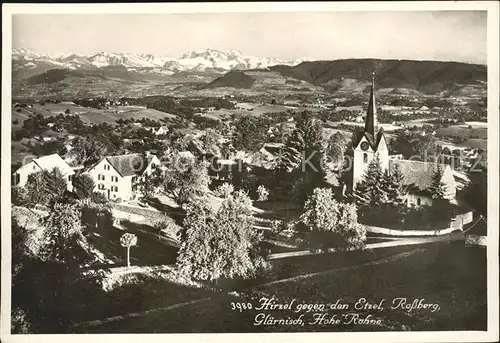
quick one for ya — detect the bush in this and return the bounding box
[11,307,32,334]
[154,217,181,239]
[80,203,114,229]
[214,182,234,198]
[256,185,269,202]
[91,192,108,204]
[12,186,28,206]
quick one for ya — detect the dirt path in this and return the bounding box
[72,247,424,330]
[268,231,463,260]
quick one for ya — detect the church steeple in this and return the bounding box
[364,72,378,135]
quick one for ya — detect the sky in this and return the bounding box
[12,11,487,64]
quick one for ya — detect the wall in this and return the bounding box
[14,161,41,187]
[405,193,433,207]
[353,136,374,187]
[365,225,459,237]
[88,159,134,201]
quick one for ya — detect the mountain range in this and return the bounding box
[11,48,487,98]
[12,48,309,79]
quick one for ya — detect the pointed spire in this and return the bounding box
[364,72,378,135]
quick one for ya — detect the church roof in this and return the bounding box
[389,159,449,192]
[364,73,378,135]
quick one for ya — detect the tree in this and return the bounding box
[70,136,108,166]
[29,139,68,157]
[278,128,304,172]
[65,108,71,115]
[12,186,28,206]
[299,188,366,251]
[176,190,267,281]
[134,168,162,201]
[429,165,447,200]
[382,164,406,207]
[232,116,269,153]
[353,154,387,208]
[24,168,68,207]
[276,113,326,203]
[120,233,138,267]
[73,174,95,199]
[463,167,487,217]
[39,203,89,265]
[390,129,438,160]
[200,128,222,156]
[324,132,347,168]
[159,154,210,208]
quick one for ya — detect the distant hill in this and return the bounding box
[203,70,256,89]
[270,59,487,94]
[26,69,87,85]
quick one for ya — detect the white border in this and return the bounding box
[1,2,499,343]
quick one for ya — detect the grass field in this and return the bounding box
[436,125,487,140]
[12,103,179,127]
[76,242,486,333]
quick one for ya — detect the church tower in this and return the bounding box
[352,73,389,187]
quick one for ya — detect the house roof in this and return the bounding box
[178,151,196,160]
[15,154,74,176]
[389,159,449,192]
[105,154,157,177]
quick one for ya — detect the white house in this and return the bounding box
[145,126,169,136]
[87,153,161,201]
[352,76,456,208]
[12,154,75,191]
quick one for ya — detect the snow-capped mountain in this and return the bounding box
[12,48,308,76]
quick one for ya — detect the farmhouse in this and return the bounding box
[87,153,161,201]
[145,125,169,136]
[12,153,75,191]
[352,75,456,207]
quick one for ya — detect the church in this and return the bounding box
[352,75,457,207]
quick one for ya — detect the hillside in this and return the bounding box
[203,71,256,89]
[13,57,487,98]
[271,59,487,94]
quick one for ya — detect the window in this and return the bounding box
[111,176,118,182]
[98,184,105,190]
[363,153,368,163]
[111,186,119,192]
[104,164,110,171]
[417,197,421,206]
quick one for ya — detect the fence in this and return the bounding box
[365,211,473,237]
[364,225,459,237]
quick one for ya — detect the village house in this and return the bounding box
[12,153,75,191]
[145,125,169,136]
[352,75,457,207]
[87,153,161,201]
